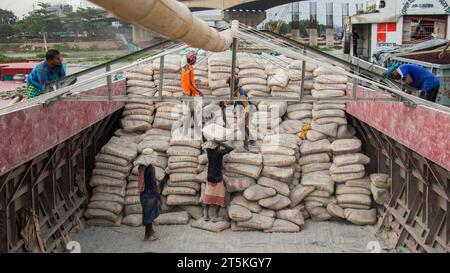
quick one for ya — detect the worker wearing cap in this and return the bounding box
[438,41,449,59]
[387,63,440,102]
[26,49,66,99]
[181,51,203,139]
[225,76,255,150]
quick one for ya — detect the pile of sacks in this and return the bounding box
[153,54,183,97]
[370,173,391,207]
[154,132,203,225]
[191,52,211,96]
[237,53,270,98]
[84,137,138,226]
[286,60,316,97]
[208,52,237,97]
[311,66,348,100]
[125,64,155,91]
[251,101,286,141]
[152,102,184,131]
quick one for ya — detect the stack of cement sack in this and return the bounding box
[153,54,183,97]
[268,69,289,98]
[192,53,211,96]
[125,65,155,91]
[312,67,348,100]
[370,173,391,207]
[238,53,270,98]
[154,132,203,225]
[331,138,376,225]
[285,102,313,126]
[208,52,237,97]
[152,102,184,131]
[286,60,316,97]
[252,101,286,141]
[85,137,138,226]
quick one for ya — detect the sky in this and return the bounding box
[3,0,365,26]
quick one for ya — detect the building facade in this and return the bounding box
[351,0,450,61]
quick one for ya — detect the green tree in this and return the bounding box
[14,2,63,36]
[0,8,17,39]
[264,19,291,35]
[63,7,113,36]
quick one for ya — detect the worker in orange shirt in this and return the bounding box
[181,50,203,139]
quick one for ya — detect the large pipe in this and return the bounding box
[89,0,238,52]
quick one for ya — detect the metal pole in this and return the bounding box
[158,56,164,99]
[300,60,306,101]
[106,63,112,100]
[230,37,238,101]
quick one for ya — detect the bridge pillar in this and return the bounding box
[222,10,266,28]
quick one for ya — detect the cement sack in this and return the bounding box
[331,171,366,183]
[308,206,332,221]
[287,110,312,120]
[167,146,201,157]
[238,69,267,79]
[202,123,232,142]
[326,203,345,219]
[169,139,202,149]
[311,89,345,99]
[228,204,253,222]
[125,72,153,81]
[268,70,289,87]
[239,77,267,86]
[236,213,274,230]
[271,92,300,99]
[263,134,299,149]
[313,109,346,120]
[333,153,370,166]
[308,190,331,198]
[313,66,342,77]
[101,143,138,162]
[243,84,271,93]
[191,218,230,232]
[92,169,127,181]
[289,185,315,208]
[126,80,156,88]
[313,83,347,90]
[336,184,371,195]
[122,109,154,117]
[339,203,371,210]
[337,125,356,139]
[165,167,198,175]
[345,177,371,190]
[223,175,255,192]
[180,205,203,220]
[258,101,288,117]
[258,194,291,210]
[289,61,317,72]
[330,164,365,174]
[225,163,262,180]
[306,130,328,142]
[301,172,334,194]
[279,120,302,134]
[124,196,140,206]
[276,209,304,226]
[126,65,153,76]
[122,214,142,227]
[262,155,296,167]
[154,211,190,225]
[124,103,155,111]
[314,75,348,84]
[138,140,169,153]
[89,176,124,188]
[259,209,276,218]
[330,139,362,155]
[370,173,390,188]
[262,166,294,183]
[212,88,230,97]
[95,154,129,167]
[167,181,201,191]
[87,201,123,215]
[314,117,347,126]
[243,184,276,201]
[166,194,200,206]
[125,188,140,197]
[124,204,142,215]
[311,122,338,137]
[264,219,300,233]
[224,152,262,165]
[231,195,262,213]
[298,153,330,166]
[371,184,391,205]
[287,103,313,112]
[95,161,132,174]
[300,139,331,155]
[344,208,377,225]
[169,156,199,164]
[84,209,119,223]
[302,162,332,174]
[146,128,172,137]
[162,185,197,196]
[168,161,198,170]
[92,185,125,197]
[337,194,372,206]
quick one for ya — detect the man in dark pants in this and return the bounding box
[387,63,440,102]
[352,30,360,57]
[138,164,161,241]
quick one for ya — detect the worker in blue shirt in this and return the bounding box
[387,63,440,102]
[225,76,255,150]
[26,49,66,99]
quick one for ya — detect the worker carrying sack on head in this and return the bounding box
[201,141,233,222]
[181,50,203,139]
[387,63,440,103]
[225,76,256,151]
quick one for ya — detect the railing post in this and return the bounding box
[230,37,238,101]
[300,60,306,101]
[352,67,359,101]
[158,56,164,100]
[106,63,112,100]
